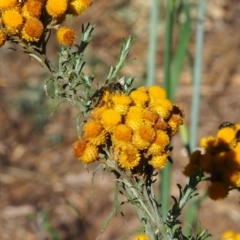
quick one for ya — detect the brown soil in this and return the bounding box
[1,1,240,240]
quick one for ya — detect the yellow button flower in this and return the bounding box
[112,94,132,115]
[90,105,107,120]
[112,124,132,143]
[73,139,99,164]
[46,0,67,18]
[130,89,149,107]
[148,85,167,100]
[132,124,155,150]
[68,0,93,16]
[2,9,24,34]
[149,153,168,169]
[22,0,44,19]
[56,26,76,46]
[142,108,159,125]
[150,98,173,119]
[101,109,122,131]
[0,0,18,10]
[125,106,143,130]
[147,130,170,156]
[21,18,44,42]
[82,120,106,146]
[118,145,140,169]
[73,139,87,158]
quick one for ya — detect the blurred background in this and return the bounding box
[0,0,240,239]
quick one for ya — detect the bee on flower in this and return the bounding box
[73,83,184,177]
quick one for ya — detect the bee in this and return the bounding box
[218,121,234,129]
[90,81,124,107]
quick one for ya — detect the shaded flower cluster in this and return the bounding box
[73,84,184,173]
[184,122,240,200]
[0,0,92,47]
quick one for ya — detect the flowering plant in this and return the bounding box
[1,1,239,239]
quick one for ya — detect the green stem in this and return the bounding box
[161,0,175,219]
[189,0,206,152]
[146,0,160,86]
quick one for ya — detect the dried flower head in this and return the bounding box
[22,0,44,19]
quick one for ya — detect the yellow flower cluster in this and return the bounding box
[222,230,240,240]
[0,0,92,47]
[183,122,240,200]
[73,84,184,172]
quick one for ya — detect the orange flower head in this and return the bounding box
[22,0,44,18]
[142,108,159,125]
[148,85,167,100]
[83,120,105,146]
[78,143,99,164]
[149,153,168,169]
[101,109,122,132]
[130,89,149,107]
[147,130,170,156]
[112,125,132,150]
[46,0,67,18]
[68,0,93,16]
[112,124,132,142]
[0,0,18,10]
[112,94,132,115]
[21,17,43,42]
[118,145,141,169]
[56,26,76,46]
[2,8,23,34]
[150,98,173,119]
[0,29,7,47]
[73,139,87,157]
[207,182,229,200]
